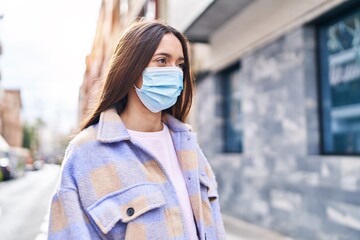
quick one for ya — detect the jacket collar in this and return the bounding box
[96,108,192,143]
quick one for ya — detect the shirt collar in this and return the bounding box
[96,108,192,143]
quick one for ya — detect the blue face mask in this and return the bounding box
[134,67,184,113]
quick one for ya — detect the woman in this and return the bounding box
[48,19,226,240]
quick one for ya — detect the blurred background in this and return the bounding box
[0,0,360,239]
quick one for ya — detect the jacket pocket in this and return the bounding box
[86,183,165,234]
[199,174,219,201]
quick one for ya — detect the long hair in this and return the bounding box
[80,20,194,130]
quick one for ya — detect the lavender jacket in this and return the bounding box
[48,108,226,240]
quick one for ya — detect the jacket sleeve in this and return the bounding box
[197,146,227,240]
[48,145,100,240]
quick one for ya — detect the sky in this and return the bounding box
[0,0,101,134]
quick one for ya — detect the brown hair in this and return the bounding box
[80,19,194,130]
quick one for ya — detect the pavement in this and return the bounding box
[0,164,59,240]
[224,214,294,240]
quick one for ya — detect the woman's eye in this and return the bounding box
[178,63,185,70]
[157,58,167,64]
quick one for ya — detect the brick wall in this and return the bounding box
[0,90,22,147]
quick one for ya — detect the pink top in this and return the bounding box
[127,123,198,239]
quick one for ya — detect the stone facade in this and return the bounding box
[194,26,360,240]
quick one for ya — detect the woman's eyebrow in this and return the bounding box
[153,52,184,60]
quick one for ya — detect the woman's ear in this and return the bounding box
[134,77,143,89]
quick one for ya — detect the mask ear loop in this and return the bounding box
[134,84,142,91]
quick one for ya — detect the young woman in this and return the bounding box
[48,20,226,240]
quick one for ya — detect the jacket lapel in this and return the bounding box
[96,108,130,143]
[163,115,205,239]
[177,132,205,239]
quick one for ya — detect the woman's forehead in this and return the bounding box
[154,33,184,58]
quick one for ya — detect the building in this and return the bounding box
[0,89,22,147]
[167,0,360,239]
[0,14,4,135]
[0,16,24,158]
[0,90,4,135]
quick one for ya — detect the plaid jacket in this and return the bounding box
[48,108,226,240]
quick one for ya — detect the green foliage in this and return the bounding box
[22,124,35,149]
[22,118,45,152]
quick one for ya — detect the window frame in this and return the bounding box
[219,62,243,153]
[317,5,360,156]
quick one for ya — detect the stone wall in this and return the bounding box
[194,26,360,240]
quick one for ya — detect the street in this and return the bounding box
[0,164,59,240]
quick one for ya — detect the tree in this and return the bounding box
[22,118,45,153]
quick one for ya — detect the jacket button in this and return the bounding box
[126,207,135,217]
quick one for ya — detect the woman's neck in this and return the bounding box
[120,106,163,132]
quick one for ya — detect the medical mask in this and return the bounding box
[134,67,184,113]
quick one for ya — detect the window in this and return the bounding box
[319,8,360,155]
[221,63,242,153]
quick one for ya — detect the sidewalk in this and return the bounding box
[223,215,294,240]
